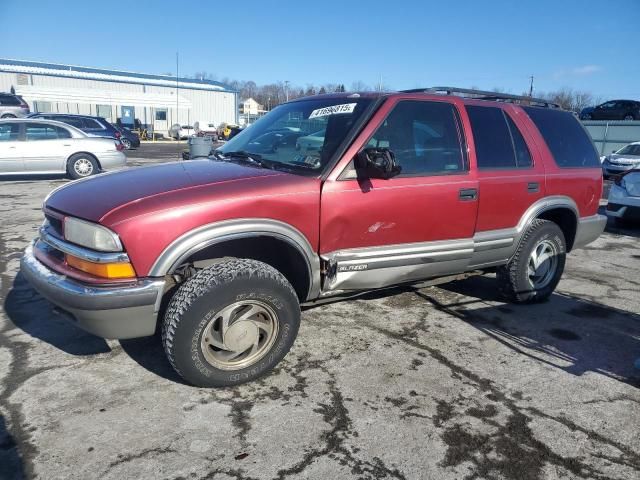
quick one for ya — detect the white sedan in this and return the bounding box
[169,124,195,140]
[0,119,126,178]
[606,170,640,225]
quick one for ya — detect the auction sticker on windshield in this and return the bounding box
[309,103,357,119]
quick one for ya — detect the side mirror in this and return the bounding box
[355,147,401,179]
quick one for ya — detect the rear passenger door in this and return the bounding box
[465,105,545,235]
[22,122,72,173]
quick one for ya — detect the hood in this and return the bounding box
[45,160,283,222]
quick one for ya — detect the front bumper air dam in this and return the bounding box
[20,243,165,339]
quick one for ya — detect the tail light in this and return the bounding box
[116,141,125,151]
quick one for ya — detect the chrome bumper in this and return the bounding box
[573,214,607,249]
[21,243,165,339]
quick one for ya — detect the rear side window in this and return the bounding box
[82,118,103,129]
[523,107,600,168]
[0,122,20,141]
[466,106,532,169]
[0,94,21,106]
[25,123,71,140]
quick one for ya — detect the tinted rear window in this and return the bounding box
[523,107,600,168]
[466,106,532,169]
[0,94,21,106]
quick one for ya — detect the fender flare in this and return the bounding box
[149,218,322,300]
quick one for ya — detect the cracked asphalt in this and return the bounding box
[1,144,639,480]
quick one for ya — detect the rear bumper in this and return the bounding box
[96,151,127,170]
[21,243,165,339]
[573,214,607,249]
[606,183,640,219]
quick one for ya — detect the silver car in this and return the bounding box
[601,142,640,178]
[0,119,126,178]
[0,92,30,118]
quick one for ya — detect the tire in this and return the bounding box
[67,153,99,179]
[624,114,635,121]
[121,137,132,149]
[162,259,300,387]
[583,114,592,120]
[497,219,566,304]
[1,113,17,118]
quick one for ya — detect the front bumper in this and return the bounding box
[602,162,638,177]
[21,243,165,339]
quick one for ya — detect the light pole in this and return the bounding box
[284,80,290,102]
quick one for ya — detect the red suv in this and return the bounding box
[21,87,606,387]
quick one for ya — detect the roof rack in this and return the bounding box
[400,86,560,109]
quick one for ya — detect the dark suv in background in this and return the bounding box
[580,100,640,121]
[0,92,30,118]
[27,113,138,149]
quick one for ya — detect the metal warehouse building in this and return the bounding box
[0,58,237,137]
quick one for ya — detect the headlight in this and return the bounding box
[64,217,123,252]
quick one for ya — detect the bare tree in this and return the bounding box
[538,87,597,113]
[351,81,370,92]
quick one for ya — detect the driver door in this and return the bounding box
[319,97,478,292]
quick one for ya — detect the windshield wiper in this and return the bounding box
[216,150,271,169]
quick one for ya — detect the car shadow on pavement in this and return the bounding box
[4,273,111,356]
[434,275,640,388]
[0,414,25,480]
[119,335,187,385]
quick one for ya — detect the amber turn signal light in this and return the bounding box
[66,255,136,279]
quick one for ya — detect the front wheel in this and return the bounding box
[67,153,98,179]
[497,219,566,303]
[162,259,300,387]
[624,114,635,121]
[121,137,132,149]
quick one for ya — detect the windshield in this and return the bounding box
[217,96,373,174]
[616,144,640,156]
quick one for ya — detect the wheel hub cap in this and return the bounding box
[200,300,278,371]
[527,239,558,289]
[224,321,258,352]
[74,158,93,175]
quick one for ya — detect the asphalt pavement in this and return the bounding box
[1,143,639,480]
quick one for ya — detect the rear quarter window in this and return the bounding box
[523,107,600,168]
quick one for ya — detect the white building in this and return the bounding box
[0,58,237,137]
[239,97,266,125]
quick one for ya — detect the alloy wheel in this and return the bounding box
[73,158,94,177]
[527,239,558,289]
[200,300,279,371]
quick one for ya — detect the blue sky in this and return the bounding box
[1,0,638,99]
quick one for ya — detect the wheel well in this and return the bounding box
[67,152,101,170]
[177,236,311,301]
[537,207,577,251]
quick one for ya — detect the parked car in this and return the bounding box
[194,120,219,140]
[606,169,640,225]
[0,118,126,178]
[580,100,640,121]
[221,124,242,140]
[0,92,30,118]
[113,125,140,149]
[21,88,605,388]
[295,128,326,153]
[169,124,195,140]
[28,113,123,142]
[601,142,640,178]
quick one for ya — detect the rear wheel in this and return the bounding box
[497,219,566,303]
[1,114,16,118]
[162,259,300,387]
[121,137,132,149]
[624,114,635,121]
[67,153,98,179]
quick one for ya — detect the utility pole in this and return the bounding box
[528,75,534,97]
[378,74,382,92]
[284,80,290,102]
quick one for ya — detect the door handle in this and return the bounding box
[527,182,540,193]
[459,188,478,201]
